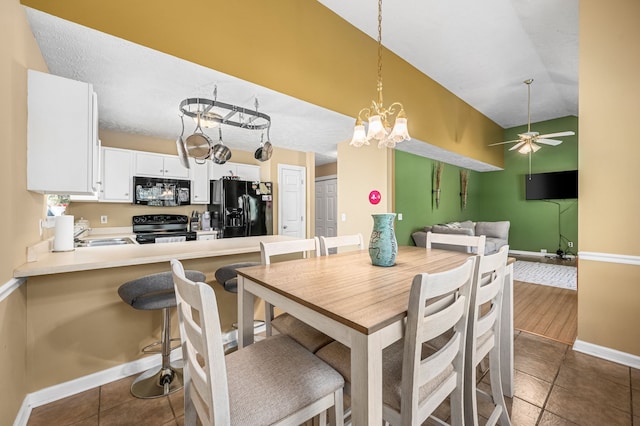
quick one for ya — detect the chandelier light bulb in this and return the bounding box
[349,124,368,147]
[388,117,410,143]
[366,115,386,141]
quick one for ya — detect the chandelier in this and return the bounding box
[349,0,410,149]
[177,88,273,164]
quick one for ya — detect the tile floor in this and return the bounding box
[26,330,640,425]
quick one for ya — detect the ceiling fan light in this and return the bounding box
[531,142,541,152]
[518,144,532,154]
[349,124,369,147]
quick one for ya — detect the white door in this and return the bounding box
[315,177,337,238]
[278,164,306,238]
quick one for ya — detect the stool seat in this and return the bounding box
[118,269,206,399]
[214,262,260,293]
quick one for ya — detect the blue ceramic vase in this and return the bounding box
[368,213,398,267]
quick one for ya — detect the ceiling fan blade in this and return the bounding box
[488,139,521,146]
[537,138,563,146]
[509,141,526,151]
[537,131,575,139]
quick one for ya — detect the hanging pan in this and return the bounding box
[211,127,231,165]
[184,111,213,161]
[254,129,273,162]
[176,113,190,169]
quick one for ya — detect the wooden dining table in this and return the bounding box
[236,245,514,425]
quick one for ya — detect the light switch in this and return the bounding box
[341,213,346,222]
[398,213,403,220]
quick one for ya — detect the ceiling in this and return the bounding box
[24,0,578,171]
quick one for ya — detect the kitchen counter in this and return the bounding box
[14,234,293,277]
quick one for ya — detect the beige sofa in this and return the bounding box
[411,220,510,254]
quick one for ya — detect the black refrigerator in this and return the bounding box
[208,178,273,238]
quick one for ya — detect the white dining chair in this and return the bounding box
[171,259,344,426]
[260,238,335,353]
[463,245,511,426]
[426,231,486,255]
[319,233,364,256]
[316,257,477,425]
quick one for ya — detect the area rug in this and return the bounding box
[512,260,577,290]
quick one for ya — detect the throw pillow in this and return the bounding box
[431,225,474,236]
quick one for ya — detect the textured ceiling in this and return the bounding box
[24,0,578,171]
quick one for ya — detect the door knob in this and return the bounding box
[283,225,288,229]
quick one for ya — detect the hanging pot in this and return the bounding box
[176,114,190,169]
[254,131,273,162]
[211,127,231,164]
[184,112,213,160]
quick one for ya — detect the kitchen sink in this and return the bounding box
[74,237,135,248]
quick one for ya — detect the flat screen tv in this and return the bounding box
[525,170,578,200]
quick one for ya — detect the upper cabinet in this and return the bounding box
[189,159,210,204]
[134,151,189,179]
[27,70,100,195]
[210,161,261,182]
[101,147,133,202]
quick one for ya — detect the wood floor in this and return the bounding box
[514,279,578,344]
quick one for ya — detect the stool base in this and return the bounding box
[131,365,183,399]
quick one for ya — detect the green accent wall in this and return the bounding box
[394,151,482,246]
[395,116,578,254]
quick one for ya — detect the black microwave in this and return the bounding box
[133,177,191,206]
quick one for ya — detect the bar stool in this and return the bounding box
[214,262,261,353]
[118,269,206,399]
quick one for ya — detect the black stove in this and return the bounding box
[132,214,197,244]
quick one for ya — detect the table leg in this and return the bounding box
[237,276,255,349]
[501,262,514,397]
[350,332,383,425]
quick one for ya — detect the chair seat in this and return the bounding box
[226,334,344,425]
[271,313,334,353]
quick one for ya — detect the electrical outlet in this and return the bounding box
[398,213,403,220]
[100,215,108,224]
[568,241,574,248]
[541,249,547,254]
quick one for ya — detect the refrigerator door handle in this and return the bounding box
[244,194,251,237]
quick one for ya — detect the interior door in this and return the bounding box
[278,165,306,238]
[315,177,337,238]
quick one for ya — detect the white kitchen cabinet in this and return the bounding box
[190,158,210,204]
[27,69,100,195]
[209,161,261,182]
[134,151,189,179]
[100,147,133,202]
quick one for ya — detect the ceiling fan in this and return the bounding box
[489,79,575,154]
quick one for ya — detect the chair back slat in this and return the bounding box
[426,231,486,255]
[260,237,320,264]
[320,234,364,255]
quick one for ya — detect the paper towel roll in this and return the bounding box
[53,215,75,252]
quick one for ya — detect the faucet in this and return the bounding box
[73,227,91,241]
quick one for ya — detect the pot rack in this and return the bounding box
[178,89,271,131]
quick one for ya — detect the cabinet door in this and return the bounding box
[27,70,99,195]
[163,155,190,179]
[209,162,235,181]
[134,152,166,177]
[190,159,210,204]
[101,148,132,202]
[236,164,261,181]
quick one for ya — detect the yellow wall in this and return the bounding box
[21,0,504,169]
[336,140,394,245]
[316,162,337,178]
[577,0,640,355]
[1,0,48,420]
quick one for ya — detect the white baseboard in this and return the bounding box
[13,349,182,426]
[508,249,576,261]
[1,278,25,303]
[572,339,640,369]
